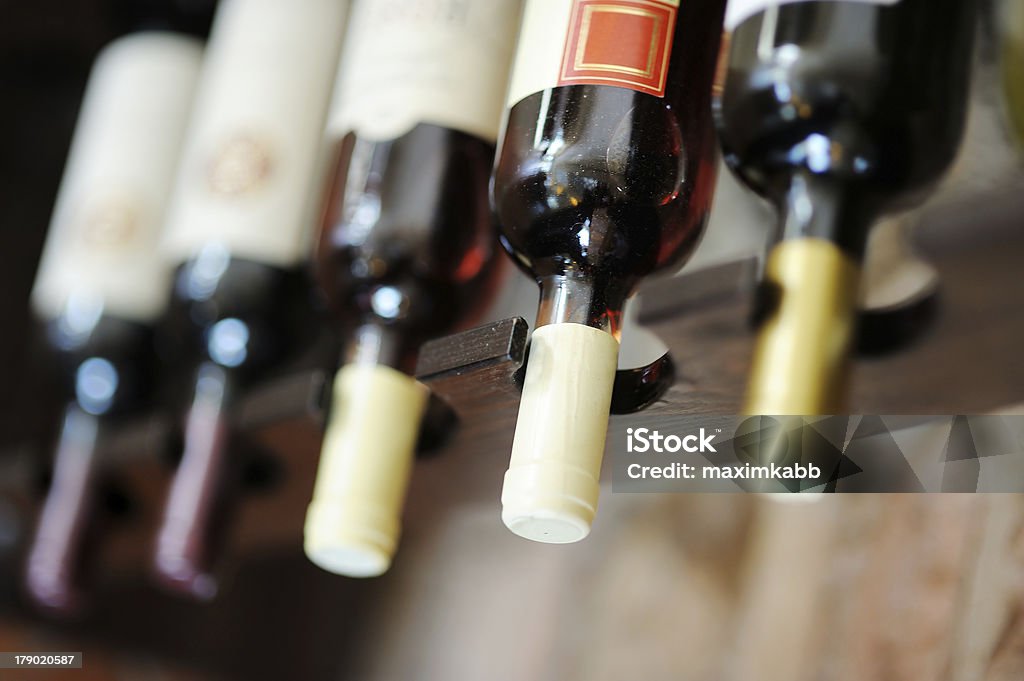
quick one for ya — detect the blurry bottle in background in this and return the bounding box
[303,0,522,578]
[717,0,976,416]
[493,0,726,544]
[154,0,348,599]
[25,33,202,614]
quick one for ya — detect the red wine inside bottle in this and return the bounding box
[304,0,521,578]
[316,124,500,371]
[154,0,347,599]
[495,0,725,543]
[25,33,202,614]
[717,0,976,415]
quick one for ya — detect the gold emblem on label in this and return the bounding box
[207,133,273,196]
[81,198,138,247]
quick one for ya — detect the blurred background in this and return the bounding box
[2,0,1024,679]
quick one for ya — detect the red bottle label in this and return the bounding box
[558,0,678,97]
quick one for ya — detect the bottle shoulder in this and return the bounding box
[717,1,975,202]
[315,124,501,337]
[493,86,717,282]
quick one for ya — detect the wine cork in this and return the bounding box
[304,364,428,577]
[744,238,860,416]
[501,323,620,544]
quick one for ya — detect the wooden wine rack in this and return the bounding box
[1,184,1024,680]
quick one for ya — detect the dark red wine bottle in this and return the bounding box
[24,33,202,614]
[493,0,726,543]
[303,0,521,578]
[717,0,976,415]
[153,0,347,599]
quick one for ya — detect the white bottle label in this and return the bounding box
[31,34,203,324]
[725,0,900,31]
[327,0,523,143]
[160,0,348,268]
[507,0,681,108]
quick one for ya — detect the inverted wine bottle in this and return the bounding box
[25,33,202,614]
[303,0,521,578]
[494,0,726,543]
[154,0,347,599]
[717,0,976,415]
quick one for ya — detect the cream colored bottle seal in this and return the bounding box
[305,364,428,577]
[501,323,620,543]
[744,238,860,416]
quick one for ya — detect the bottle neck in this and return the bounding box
[344,323,416,375]
[154,360,233,600]
[535,272,629,340]
[25,404,102,614]
[745,172,871,415]
[775,173,876,260]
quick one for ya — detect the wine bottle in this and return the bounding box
[25,33,202,613]
[154,0,347,599]
[717,0,976,415]
[494,0,726,543]
[303,0,521,578]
